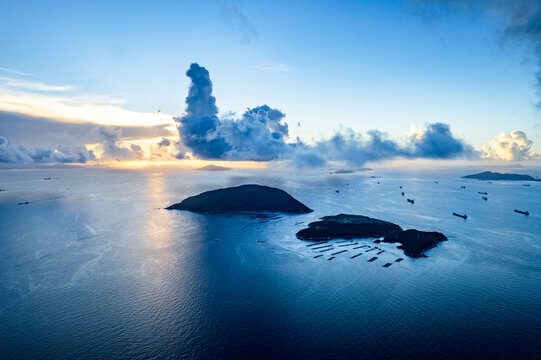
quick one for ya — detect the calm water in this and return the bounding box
[0,167,540,359]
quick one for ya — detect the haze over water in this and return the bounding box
[1,167,540,359]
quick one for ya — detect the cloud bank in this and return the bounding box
[0,136,95,163]
[175,63,473,167]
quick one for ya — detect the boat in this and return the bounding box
[453,212,467,219]
[17,201,29,205]
[460,185,466,189]
[514,209,530,216]
[401,192,405,196]
[478,192,487,195]
[523,184,531,187]
[434,181,439,184]
[482,196,488,201]
[407,198,414,204]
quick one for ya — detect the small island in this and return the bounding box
[463,171,540,181]
[332,169,355,174]
[166,184,312,213]
[194,164,232,171]
[296,214,446,257]
[296,214,402,240]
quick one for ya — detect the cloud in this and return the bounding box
[0,80,175,127]
[157,137,171,147]
[407,122,474,158]
[482,130,539,160]
[175,63,473,167]
[175,63,290,161]
[221,2,258,42]
[0,136,95,163]
[0,67,33,77]
[0,77,74,92]
[98,127,144,161]
[0,110,174,147]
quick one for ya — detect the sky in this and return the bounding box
[1,0,541,167]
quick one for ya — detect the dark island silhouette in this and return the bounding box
[194,164,232,171]
[166,184,312,213]
[296,214,446,257]
[463,171,540,181]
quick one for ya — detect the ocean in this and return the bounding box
[1,167,540,359]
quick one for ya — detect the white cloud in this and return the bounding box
[482,130,539,161]
[0,77,74,92]
[0,67,33,77]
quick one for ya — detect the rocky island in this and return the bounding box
[166,184,312,213]
[463,171,540,181]
[296,214,446,257]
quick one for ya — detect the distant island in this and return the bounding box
[296,214,446,257]
[193,164,232,171]
[332,169,355,174]
[166,184,312,213]
[463,171,540,181]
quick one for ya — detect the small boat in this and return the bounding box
[478,192,487,195]
[399,186,402,189]
[43,176,52,180]
[407,198,414,204]
[453,212,467,219]
[17,201,29,205]
[313,255,323,259]
[383,263,392,268]
[335,190,340,193]
[434,181,439,184]
[367,257,378,262]
[401,192,405,196]
[395,258,404,263]
[523,184,531,187]
[514,209,530,216]
[460,185,466,189]
[350,253,363,259]
[256,240,267,243]
[482,196,488,201]
[331,250,348,256]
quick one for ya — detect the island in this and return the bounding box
[332,169,355,174]
[296,214,446,257]
[166,184,312,213]
[463,171,540,181]
[194,164,232,171]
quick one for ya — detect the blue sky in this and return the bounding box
[1,0,540,164]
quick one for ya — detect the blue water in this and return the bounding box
[0,167,540,359]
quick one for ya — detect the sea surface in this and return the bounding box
[0,167,540,359]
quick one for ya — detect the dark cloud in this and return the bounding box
[0,136,95,163]
[175,63,289,161]
[408,122,473,158]
[157,137,171,147]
